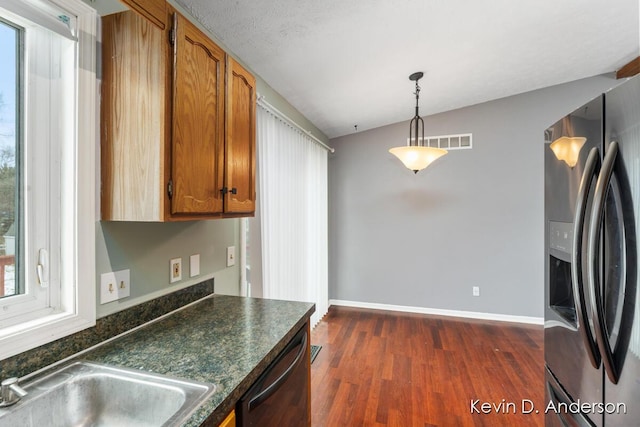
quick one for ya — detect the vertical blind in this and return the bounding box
[256,103,329,327]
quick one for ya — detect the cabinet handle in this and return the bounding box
[221,187,237,195]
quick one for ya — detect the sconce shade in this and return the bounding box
[550,136,587,168]
[389,146,448,173]
[550,116,587,168]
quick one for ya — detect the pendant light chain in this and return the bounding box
[409,73,425,148]
[414,79,420,115]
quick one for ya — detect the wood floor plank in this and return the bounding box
[310,306,544,427]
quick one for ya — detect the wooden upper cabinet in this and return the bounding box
[170,10,226,216]
[101,4,256,221]
[101,10,167,221]
[224,57,256,214]
[120,0,166,29]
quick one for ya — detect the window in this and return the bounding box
[0,0,97,360]
[0,19,19,301]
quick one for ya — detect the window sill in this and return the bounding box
[0,308,96,360]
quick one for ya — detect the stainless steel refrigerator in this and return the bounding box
[545,75,640,427]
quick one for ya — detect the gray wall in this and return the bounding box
[96,220,240,317]
[328,74,622,318]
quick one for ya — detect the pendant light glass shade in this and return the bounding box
[390,72,447,173]
[389,146,448,173]
[549,116,587,168]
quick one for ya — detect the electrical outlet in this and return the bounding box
[170,258,182,283]
[227,246,236,267]
[473,286,480,297]
[190,254,200,277]
[100,269,130,304]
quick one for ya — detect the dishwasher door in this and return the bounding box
[237,325,310,427]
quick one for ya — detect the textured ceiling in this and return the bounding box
[175,0,639,139]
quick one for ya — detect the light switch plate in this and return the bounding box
[226,246,236,267]
[190,254,200,277]
[100,269,130,304]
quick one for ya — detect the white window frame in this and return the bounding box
[0,0,96,360]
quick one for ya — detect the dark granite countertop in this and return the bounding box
[60,295,315,426]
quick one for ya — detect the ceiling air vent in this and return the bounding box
[408,133,472,150]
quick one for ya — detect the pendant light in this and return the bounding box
[549,116,587,168]
[389,72,447,173]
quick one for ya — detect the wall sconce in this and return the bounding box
[549,117,586,168]
[389,72,447,174]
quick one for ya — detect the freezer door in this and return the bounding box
[544,95,604,427]
[601,75,640,427]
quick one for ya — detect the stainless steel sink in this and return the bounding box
[0,361,215,427]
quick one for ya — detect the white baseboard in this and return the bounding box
[328,299,543,325]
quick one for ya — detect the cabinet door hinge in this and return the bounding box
[169,13,177,46]
[168,180,173,199]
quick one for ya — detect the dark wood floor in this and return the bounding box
[310,306,544,427]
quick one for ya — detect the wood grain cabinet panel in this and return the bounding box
[224,57,256,214]
[121,0,166,29]
[170,11,225,216]
[101,10,167,221]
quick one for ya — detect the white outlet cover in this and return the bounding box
[170,258,182,283]
[190,254,200,277]
[226,246,236,267]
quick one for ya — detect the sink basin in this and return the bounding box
[0,361,216,427]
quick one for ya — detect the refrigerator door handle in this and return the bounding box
[587,140,620,384]
[572,147,601,369]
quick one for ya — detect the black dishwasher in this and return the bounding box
[237,324,310,426]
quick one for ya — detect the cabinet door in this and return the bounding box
[219,410,236,427]
[171,11,225,216]
[224,57,256,214]
[101,10,166,221]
